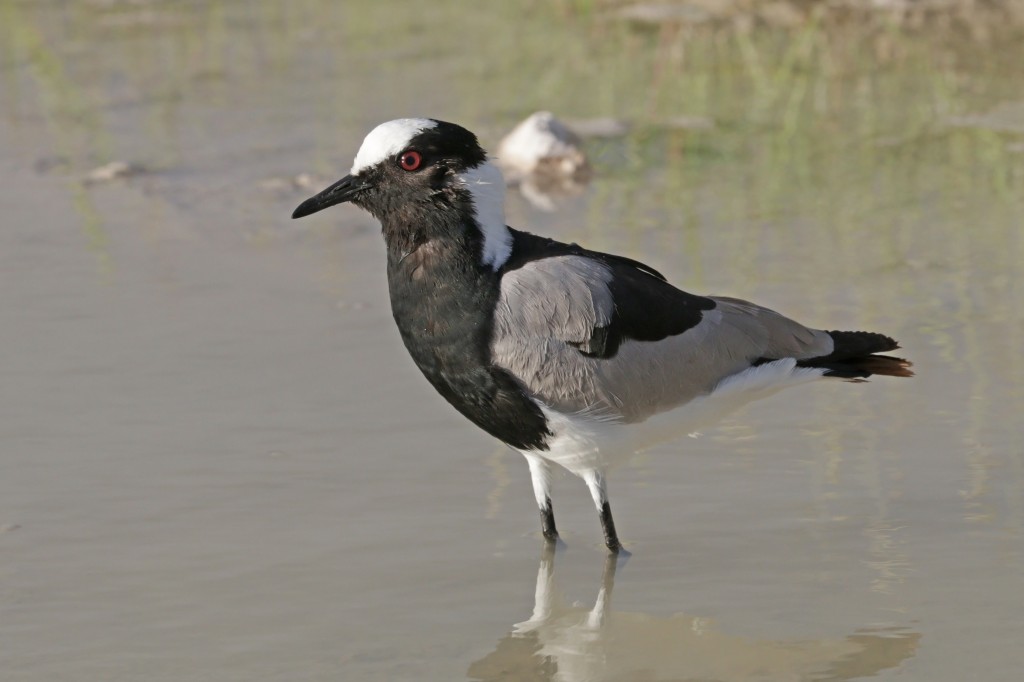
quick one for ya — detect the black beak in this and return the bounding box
[291,174,368,219]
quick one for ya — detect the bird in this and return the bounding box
[292,118,912,553]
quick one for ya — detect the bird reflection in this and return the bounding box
[513,161,592,212]
[468,546,919,682]
[496,110,593,212]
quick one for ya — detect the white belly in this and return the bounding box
[529,358,826,477]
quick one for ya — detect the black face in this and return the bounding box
[291,120,488,222]
[401,120,488,176]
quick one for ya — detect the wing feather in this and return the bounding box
[491,235,835,423]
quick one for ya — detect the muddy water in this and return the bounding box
[2,2,1023,680]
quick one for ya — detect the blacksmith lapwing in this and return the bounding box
[292,118,912,553]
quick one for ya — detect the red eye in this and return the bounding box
[399,150,422,171]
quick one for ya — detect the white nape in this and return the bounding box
[458,161,512,270]
[350,118,437,175]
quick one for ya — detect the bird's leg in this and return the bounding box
[540,501,558,542]
[600,501,621,553]
[584,470,621,553]
[523,453,558,542]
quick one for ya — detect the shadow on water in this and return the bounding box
[468,546,920,682]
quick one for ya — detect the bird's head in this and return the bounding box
[292,118,511,268]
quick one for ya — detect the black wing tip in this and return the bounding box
[797,330,914,379]
[818,355,915,379]
[824,330,904,357]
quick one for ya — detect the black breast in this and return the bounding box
[386,240,551,451]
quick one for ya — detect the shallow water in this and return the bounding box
[2,2,1023,680]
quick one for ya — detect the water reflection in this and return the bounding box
[468,546,919,682]
[495,111,593,211]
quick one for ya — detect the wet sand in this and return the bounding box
[2,2,1024,680]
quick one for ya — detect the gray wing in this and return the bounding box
[491,257,834,423]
